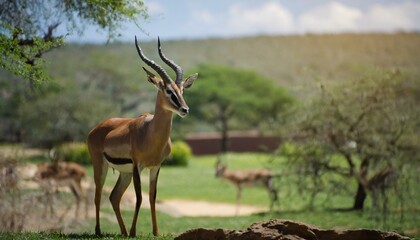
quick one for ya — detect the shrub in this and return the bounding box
[163,141,192,167]
[56,142,90,165]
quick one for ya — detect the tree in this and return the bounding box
[0,41,159,146]
[17,83,118,148]
[185,64,294,153]
[278,69,420,211]
[0,0,147,84]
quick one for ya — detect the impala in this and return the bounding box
[215,160,279,215]
[34,160,87,219]
[87,36,197,237]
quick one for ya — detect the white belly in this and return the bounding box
[107,161,133,173]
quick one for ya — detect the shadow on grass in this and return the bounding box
[66,233,118,239]
[65,232,174,240]
[251,206,361,217]
[325,207,360,212]
[251,208,324,217]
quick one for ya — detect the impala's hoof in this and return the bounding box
[95,226,101,236]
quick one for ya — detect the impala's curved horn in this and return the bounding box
[158,37,184,85]
[135,36,172,84]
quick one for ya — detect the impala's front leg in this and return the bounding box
[235,185,243,216]
[130,164,143,237]
[149,166,161,236]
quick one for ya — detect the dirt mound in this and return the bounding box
[175,219,411,240]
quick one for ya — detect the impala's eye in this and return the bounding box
[171,94,180,107]
[166,90,172,95]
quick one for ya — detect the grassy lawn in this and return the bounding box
[92,153,279,207]
[156,153,276,205]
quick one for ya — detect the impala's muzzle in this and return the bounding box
[179,106,189,117]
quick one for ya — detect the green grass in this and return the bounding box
[157,153,275,205]
[97,153,276,206]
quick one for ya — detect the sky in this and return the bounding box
[62,0,420,43]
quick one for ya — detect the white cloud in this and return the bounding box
[146,2,165,16]
[182,1,420,39]
[297,1,420,34]
[193,10,215,25]
[298,2,362,33]
[226,2,294,35]
[64,1,420,43]
[359,2,420,32]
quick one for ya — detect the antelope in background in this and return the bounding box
[357,166,398,221]
[87,36,197,237]
[215,160,279,215]
[34,159,87,219]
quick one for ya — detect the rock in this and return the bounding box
[175,219,411,240]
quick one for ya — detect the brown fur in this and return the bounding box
[215,161,279,214]
[34,161,87,218]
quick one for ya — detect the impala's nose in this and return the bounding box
[180,107,189,116]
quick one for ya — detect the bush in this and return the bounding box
[56,142,90,165]
[163,141,192,167]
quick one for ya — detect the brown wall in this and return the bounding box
[184,132,281,155]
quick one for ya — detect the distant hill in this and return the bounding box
[39,33,420,104]
[45,33,420,99]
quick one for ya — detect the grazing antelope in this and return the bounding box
[87,36,197,237]
[34,161,87,219]
[215,160,279,215]
[357,166,398,221]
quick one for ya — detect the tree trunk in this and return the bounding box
[220,119,229,153]
[352,156,370,210]
[353,182,367,209]
[217,105,230,154]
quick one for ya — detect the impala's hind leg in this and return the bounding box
[69,180,81,219]
[149,167,161,236]
[110,172,132,236]
[91,152,108,235]
[235,186,243,216]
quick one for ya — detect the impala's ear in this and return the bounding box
[143,67,164,90]
[183,73,198,89]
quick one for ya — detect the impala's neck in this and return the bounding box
[150,91,173,141]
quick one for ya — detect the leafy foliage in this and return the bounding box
[163,141,192,167]
[17,85,117,148]
[184,64,294,152]
[0,0,148,83]
[0,40,156,147]
[56,142,90,165]
[276,141,353,209]
[275,69,420,212]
